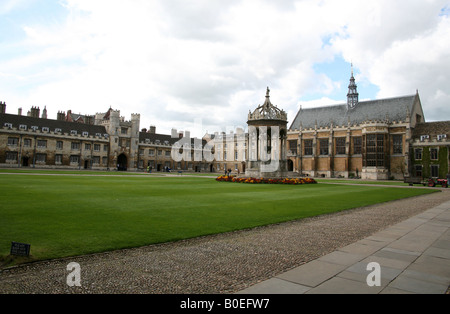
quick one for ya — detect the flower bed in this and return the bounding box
[215,175,317,185]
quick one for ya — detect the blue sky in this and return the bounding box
[1,0,449,137]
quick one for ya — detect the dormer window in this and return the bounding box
[420,135,429,142]
[55,128,62,133]
[104,134,109,138]
[95,133,102,137]
[31,126,39,131]
[70,130,77,135]
[19,125,27,130]
[42,127,49,132]
[4,123,12,128]
[82,131,89,137]
[437,134,447,141]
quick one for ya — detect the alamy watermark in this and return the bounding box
[366,262,381,287]
[66,262,81,287]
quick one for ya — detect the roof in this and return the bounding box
[139,132,207,146]
[139,132,180,145]
[412,121,450,139]
[289,94,418,130]
[0,113,107,135]
[248,87,288,122]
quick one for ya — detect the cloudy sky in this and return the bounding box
[1,0,449,137]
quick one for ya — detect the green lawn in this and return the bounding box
[317,179,412,186]
[0,173,438,267]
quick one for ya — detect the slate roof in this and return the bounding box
[139,131,207,146]
[139,132,180,145]
[0,113,107,136]
[412,121,450,140]
[289,94,418,130]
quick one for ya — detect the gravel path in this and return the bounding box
[1,188,449,294]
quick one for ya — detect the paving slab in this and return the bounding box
[372,248,420,263]
[236,199,450,294]
[388,275,449,294]
[344,261,403,281]
[236,278,310,294]
[317,250,366,266]
[305,276,384,294]
[275,260,347,288]
[338,242,384,256]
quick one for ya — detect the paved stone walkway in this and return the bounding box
[238,200,450,294]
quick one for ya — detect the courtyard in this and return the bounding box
[0,169,438,267]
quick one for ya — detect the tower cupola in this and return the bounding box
[347,64,359,109]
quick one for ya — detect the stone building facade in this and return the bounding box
[287,70,449,180]
[1,71,449,179]
[0,104,206,172]
[409,121,450,179]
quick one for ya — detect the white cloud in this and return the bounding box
[0,0,449,136]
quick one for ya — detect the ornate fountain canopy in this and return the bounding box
[248,87,288,122]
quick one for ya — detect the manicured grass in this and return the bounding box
[0,173,437,266]
[317,179,412,186]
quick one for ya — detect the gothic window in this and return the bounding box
[415,148,422,160]
[366,134,384,167]
[415,165,423,177]
[353,137,362,155]
[289,140,297,155]
[335,138,346,155]
[430,148,438,160]
[304,139,313,156]
[393,135,403,154]
[431,165,439,177]
[319,139,329,156]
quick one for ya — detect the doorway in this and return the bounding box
[117,154,127,171]
[288,159,294,171]
[22,157,29,167]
